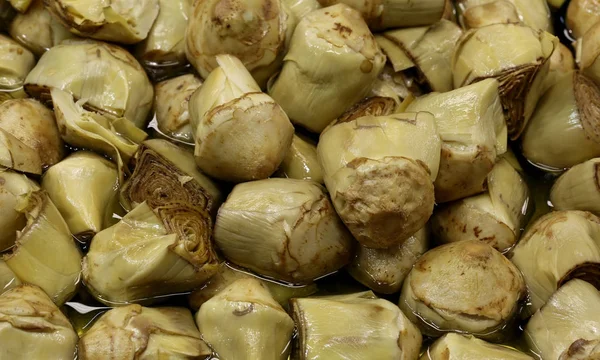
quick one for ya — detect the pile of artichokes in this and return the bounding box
[0,0,599,359]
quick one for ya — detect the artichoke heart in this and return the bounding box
[525,279,600,360]
[45,0,159,44]
[83,201,219,305]
[79,304,211,360]
[348,226,428,294]
[153,74,202,144]
[0,260,20,294]
[25,39,154,128]
[189,54,294,183]
[431,158,530,253]
[521,71,600,170]
[282,0,321,19]
[214,178,354,284]
[0,285,78,360]
[318,112,441,249]
[196,278,295,360]
[543,42,575,91]
[120,139,222,215]
[377,19,463,93]
[42,152,118,238]
[186,0,295,87]
[453,23,557,139]
[550,158,600,214]
[406,78,507,202]
[422,333,534,360]
[0,168,40,251]
[459,0,521,29]
[8,0,75,57]
[578,21,600,88]
[567,0,600,40]
[511,210,600,317]
[291,291,422,360]
[0,34,34,103]
[456,0,553,32]
[269,4,386,133]
[399,240,526,340]
[276,133,323,183]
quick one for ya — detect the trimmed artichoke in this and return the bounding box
[282,0,321,19]
[8,0,75,57]
[42,152,118,238]
[25,39,154,128]
[214,178,354,284]
[347,227,428,294]
[79,304,211,359]
[276,134,323,183]
[0,260,20,294]
[453,23,557,139]
[577,21,600,87]
[291,291,422,359]
[567,0,600,40]
[318,112,441,249]
[399,240,526,340]
[196,278,295,360]
[3,191,82,306]
[0,285,78,360]
[377,19,463,93]
[521,71,600,170]
[185,0,295,87]
[422,333,534,360]
[0,168,39,252]
[121,139,222,215]
[0,34,34,103]
[45,0,159,44]
[550,158,600,214]
[153,74,202,144]
[83,201,218,304]
[511,210,600,316]
[406,78,507,202]
[189,54,294,182]
[525,279,600,360]
[269,4,386,133]
[460,0,521,29]
[543,42,575,91]
[457,0,553,31]
[431,158,530,253]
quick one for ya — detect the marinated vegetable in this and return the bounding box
[0,34,34,102]
[422,333,534,360]
[550,158,600,214]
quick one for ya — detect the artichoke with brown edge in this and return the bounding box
[399,239,526,341]
[550,158,600,214]
[422,333,534,360]
[0,34,34,103]
[456,0,553,32]
[459,0,521,29]
[567,0,600,40]
[83,201,219,305]
[578,21,600,88]
[276,133,324,183]
[0,260,20,294]
[511,210,600,317]
[453,23,557,140]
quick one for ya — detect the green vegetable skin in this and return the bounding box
[1,1,600,359]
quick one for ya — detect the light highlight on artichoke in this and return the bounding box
[276,134,324,183]
[8,0,30,12]
[0,260,20,294]
[422,333,534,360]
[457,0,553,32]
[0,34,34,103]
[577,21,600,88]
[282,0,321,19]
[550,158,600,214]
[0,168,39,252]
[567,0,600,40]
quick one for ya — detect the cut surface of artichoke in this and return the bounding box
[3,191,82,306]
[196,278,295,360]
[511,210,600,317]
[0,168,39,252]
[406,78,507,202]
[318,112,441,249]
[214,178,354,284]
[525,279,600,360]
[25,39,154,128]
[42,151,118,238]
[79,304,211,359]
[550,158,600,214]
[276,133,323,183]
[0,285,78,360]
[0,260,20,294]
[269,4,386,133]
[422,333,534,360]
[189,54,294,182]
[83,201,218,305]
[399,239,526,340]
[291,291,422,360]
[453,23,557,139]
[431,158,530,253]
[45,0,159,44]
[567,0,600,40]
[0,34,34,103]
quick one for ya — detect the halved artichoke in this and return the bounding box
[25,39,154,128]
[83,201,218,304]
[511,210,600,317]
[318,112,441,249]
[189,54,294,182]
[456,0,553,31]
[196,278,295,360]
[550,158,600,214]
[567,0,600,40]
[0,285,78,360]
[214,178,354,284]
[453,23,557,139]
[291,291,422,359]
[399,240,526,340]
[45,0,159,44]
[276,134,323,183]
[406,78,507,202]
[0,34,34,103]
[524,279,600,360]
[0,260,20,294]
[521,71,600,170]
[269,4,386,133]
[0,168,39,252]
[422,333,534,360]
[79,304,211,359]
